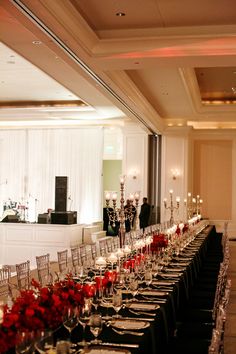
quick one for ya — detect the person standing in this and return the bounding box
[139,197,151,230]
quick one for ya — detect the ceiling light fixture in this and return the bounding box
[116,12,125,16]
[32,40,42,45]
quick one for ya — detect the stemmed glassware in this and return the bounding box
[63,307,78,346]
[89,313,103,344]
[112,291,123,318]
[129,278,139,302]
[78,301,92,346]
[34,331,54,354]
[15,331,33,354]
[144,269,152,289]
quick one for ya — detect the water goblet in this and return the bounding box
[112,291,123,318]
[77,303,91,346]
[15,331,33,354]
[129,279,139,302]
[144,269,153,289]
[89,313,103,344]
[63,307,78,346]
[56,340,70,354]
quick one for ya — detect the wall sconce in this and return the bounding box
[171,168,180,180]
[129,169,138,180]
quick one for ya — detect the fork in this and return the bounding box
[112,327,144,336]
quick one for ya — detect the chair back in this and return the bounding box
[106,238,113,253]
[98,239,106,256]
[79,244,87,265]
[36,253,51,286]
[71,247,80,267]
[0,266,12,298]
[57,250,68,273]
[16,260,31,290]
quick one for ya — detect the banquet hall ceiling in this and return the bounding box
[1,0,236,132]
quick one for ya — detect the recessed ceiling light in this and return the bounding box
[32,40,42,45]
[116,12,125,16]
[167,123,173,127]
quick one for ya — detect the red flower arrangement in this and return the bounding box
[150,233,168,253]
[0,277,86,353]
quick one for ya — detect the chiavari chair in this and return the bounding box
[36,253,52,286]
[98,239,106,256]
[0,266,12,299]
[57,250,68,274]
[90,243,97,260]
[71,246,80,268]
[106,238,113,253]
[16,260,31,290]
[79,244,87,265]
[112,237,120,251]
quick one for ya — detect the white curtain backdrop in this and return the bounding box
[0,127,103,224]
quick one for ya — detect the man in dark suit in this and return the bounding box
[139,197,151,230]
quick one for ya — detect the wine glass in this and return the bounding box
[35,331,54,354]
[15,331,33,354]
[144,269,152,289]
[77,303,91,346]
[89,313,103,344]
[63,307,78,346]
[129,279,139,302]
[112,291,123,318]
[56,340,70,354]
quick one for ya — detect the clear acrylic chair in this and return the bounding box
[57,250,68,274]
[16,260,31,290]
[36,253,51,286]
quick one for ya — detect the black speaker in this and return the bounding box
[55,176,68,211]
[38,213,49,224]
[1,215,19,223]
[51,211,77,225]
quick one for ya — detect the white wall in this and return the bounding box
[161,128,190,223]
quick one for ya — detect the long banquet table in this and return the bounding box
[47,223,219,354]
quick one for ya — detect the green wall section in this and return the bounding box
[103,160,122,206]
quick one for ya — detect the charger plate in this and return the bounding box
[82,347,131,354]
[111,319,150,330]
[127,302,160,311]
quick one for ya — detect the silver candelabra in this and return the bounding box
[163,190,180,226]
[105,176,140,247]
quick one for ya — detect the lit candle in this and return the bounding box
[169,189,173,194]
[123,245,131,255]
[112,192,117,201]
[120,175,125,184]
[192,198,196,203]
[188,192,191,197]
[96,256,107,267]
[116,248,124,258]
[184,198,187,205]
[129,194,134,202]
[134,192,139,201]
[107,252,118,263]
[105,192,111,201]
[176,196,180,203]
